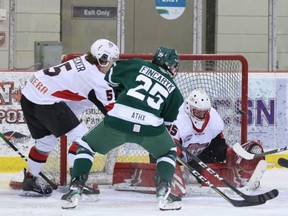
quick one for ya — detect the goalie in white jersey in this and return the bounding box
[20,39,119,196]
[168,89,264,188]
[171,89,227,164]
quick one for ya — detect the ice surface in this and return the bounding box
[0,168,287,216]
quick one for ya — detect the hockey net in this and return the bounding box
[9,53,248,188]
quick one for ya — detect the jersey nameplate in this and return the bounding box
[139,66,175,93]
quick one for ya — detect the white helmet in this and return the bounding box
[184,89,211,130]
[90,39,119,67]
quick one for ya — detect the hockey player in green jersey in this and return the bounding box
[61,47,184,211]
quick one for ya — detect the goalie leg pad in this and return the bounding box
[235,142,264,186]
[217,143,265,187]
[243,160,267,192]
[112,162,186,197]
[200,163,243,187]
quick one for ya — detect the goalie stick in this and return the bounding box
[177,157,265,207]
[278,158,288,168]
[175,142,278,206]
[243,160,267,193]
[0,131,58,190]
[233,142,288,160]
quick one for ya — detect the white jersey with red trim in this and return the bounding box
[22,55,115,112]
[170,105,224,156]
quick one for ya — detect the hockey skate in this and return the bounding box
[20,169,53,197]
[81,184,100,202]
[156,180,182,211]
[62,174,88,209]
[69,168,99,201]
[61,183,83,209]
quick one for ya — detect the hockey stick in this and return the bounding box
[278,158,288,168]
[175,142,278,205]
[177,157,265,207]
[0,132,58,190]
[233,142,288,160]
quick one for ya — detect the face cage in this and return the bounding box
[168,62,179,77]
[190,106,210,121]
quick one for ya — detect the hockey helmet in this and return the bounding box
[152,47,179,77]
[184,89,211,130]
[90,39,119,67]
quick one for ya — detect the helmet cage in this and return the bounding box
[190,107,209,121]
[184,89,211,130]
[187,105,210,130]
[167,61,179,77]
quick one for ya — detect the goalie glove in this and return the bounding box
[246,140,263,154]
[236,140,264,164]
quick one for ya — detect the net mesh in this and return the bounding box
[175,59,243,145]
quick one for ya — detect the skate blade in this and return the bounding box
[19,190,51,197]
[159,199,181,211]
[61,194,80,209]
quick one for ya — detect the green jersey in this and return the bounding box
[104,58,183,136]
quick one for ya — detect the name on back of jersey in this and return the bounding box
[139,66,175,93]
[30,75,48,94]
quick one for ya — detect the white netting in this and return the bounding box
[175,59,243,145]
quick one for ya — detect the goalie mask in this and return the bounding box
[90,39,119,67]
[152,47,179,77]
[184,89,211,130]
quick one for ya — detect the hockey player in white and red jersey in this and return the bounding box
[168,89,264,188]
[20,39,119,196]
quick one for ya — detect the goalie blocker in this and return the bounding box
[112,141,265,192]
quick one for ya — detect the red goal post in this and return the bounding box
[57,53,248,186]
